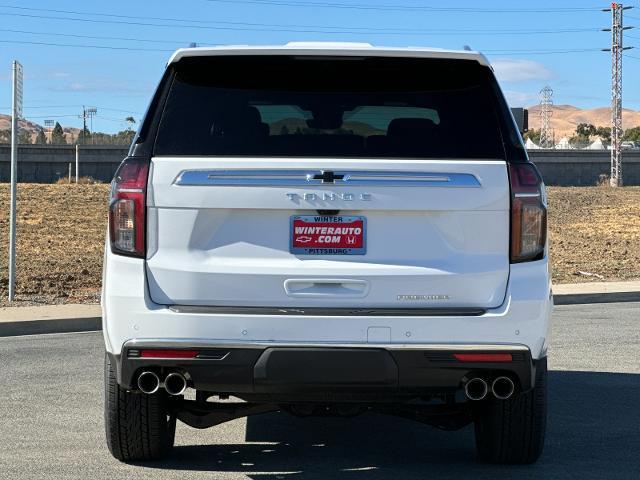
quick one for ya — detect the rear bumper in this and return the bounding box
[102,249,552,400]
[102,254,552,360]
[111,340,537,401]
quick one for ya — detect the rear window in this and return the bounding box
[154,55,508,159]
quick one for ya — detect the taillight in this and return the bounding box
[509,163,547,263]
[109,157,149,257]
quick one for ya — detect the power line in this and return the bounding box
[0,38,172,52]
[485,48,602,55]
[0,28,193,45]
[0,11,603,36]
[0,105,143,114]
[18,114,79,119]
[99,107,144,115]
[0,38,605,56]
[3,3,567,32]
[203,0,604,13]
[0,4,452,33]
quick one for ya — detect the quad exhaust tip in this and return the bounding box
[137,371,160,394]
[164,372,187,396]
[464,377,488,401]
[491,376,515,400]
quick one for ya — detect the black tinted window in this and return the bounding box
[154,56,507,159]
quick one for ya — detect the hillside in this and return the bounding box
[526,104,640,139]
[0,114,80,143]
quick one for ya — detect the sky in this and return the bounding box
[0,0,639,133]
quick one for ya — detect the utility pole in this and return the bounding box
[79,106,97,145]
[539,86,554,149]
[603,3,634,187]
[9,60,23,301]
[80,105,87,145]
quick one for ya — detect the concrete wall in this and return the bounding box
[529,150,640,186]
[0,145,127,183]
[1,144,640,186]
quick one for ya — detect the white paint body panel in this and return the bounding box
[167,44,490,67]
[102,250,551,359]
[145,158,511,309]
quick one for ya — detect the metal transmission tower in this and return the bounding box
[603,3,633,187]
[538,86,554,149]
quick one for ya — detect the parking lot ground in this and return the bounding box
[0,302,638,480]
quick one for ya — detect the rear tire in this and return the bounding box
[104,354,176,462]
[473,357,547,464]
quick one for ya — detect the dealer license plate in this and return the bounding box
[290,215,366,255]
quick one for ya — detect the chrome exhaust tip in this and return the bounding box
[164,372,187,396]
[464,377,488,401]
[491,376,515,400]
[137,371,160,395]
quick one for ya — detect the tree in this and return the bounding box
[125,116,136,130]
[34,129,47,145]
[569,135,591,148]
[76,126,91,145]
[595,126,611,142]
[575,123,596,138]
[523,128,541,144]
[114,129,135,145]
[50,122,66,144]
[0,128,33,144]
[18,130,32,144]
[623,126,640,142]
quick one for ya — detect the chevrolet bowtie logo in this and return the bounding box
[312,171,344,183]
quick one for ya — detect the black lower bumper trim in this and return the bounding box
[112,344,535,401]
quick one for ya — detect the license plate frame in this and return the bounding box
[290,215,366,255]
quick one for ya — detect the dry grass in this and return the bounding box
[0,184,638,306]
[547,186,640,284]
[55,176,103,185]
[0,184,109,306]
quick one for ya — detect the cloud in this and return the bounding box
[503,90,539,107]
[492,59,553,83]
[48,79,150,95]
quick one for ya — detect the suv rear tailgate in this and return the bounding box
[145,158,509,309]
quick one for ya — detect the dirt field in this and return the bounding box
[0,184,639,306]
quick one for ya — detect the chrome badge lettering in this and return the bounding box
[286,193,372,201]
[397,295,450,301]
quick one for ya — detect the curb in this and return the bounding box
[1,290,639,338]
[553,291,640,306]
[0,316,102,338]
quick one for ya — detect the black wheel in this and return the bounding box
[473,357,547,464]
[104,353,176,462]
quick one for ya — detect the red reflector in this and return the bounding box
[453,353,513,363]
[140,349,199,359]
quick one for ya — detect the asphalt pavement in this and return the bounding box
[0,302,638,479]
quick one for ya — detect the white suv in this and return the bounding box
[103,44,551,464]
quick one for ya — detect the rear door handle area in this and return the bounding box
[284,279,370,298]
